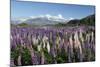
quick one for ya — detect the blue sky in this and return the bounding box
[11,0,95,20]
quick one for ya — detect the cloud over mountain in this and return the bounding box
[30,14,66,21]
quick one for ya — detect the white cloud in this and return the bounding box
[30,16,36,18]
[58,14,63,19]
[69,17,74,20]
[18,18,29,23]
[45,14,51,18]
[30,15,39,19]
[30,14,65,19]
[45,14,64,20]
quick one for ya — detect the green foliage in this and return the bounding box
[83,48,95,62]
[80,14,95,26]
[56,49,67,63]
[11,46,33,66]
[55,23,66,27]
[32,45,38,51]
[11,48,19,60]
[43,48,53,64]
[11,45,22,65]
[18,23,29,27]
[21,47,32,65]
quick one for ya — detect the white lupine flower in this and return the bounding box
[79,45,82,54]
[42,35,48,48]
[69,35,73,48]
[11,35,13,40]
[74,31,83,61]
[43,35,48,42]
[91,32,94,41]
[37,44,41,52]
[32,37,38,45]
[42,37,45,47]
[74,31,81,48]
[43,42,46,48]
[56,36,61,45]
[17,55,22,66]
[79,30,84,42]
[74,32,79,41]
[41,52,45,64]
[47,42,50,53]
[62,38,64,44]
[74,32,78,45]
[86,33,90,42]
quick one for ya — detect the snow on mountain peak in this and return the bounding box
[30,14,66,21]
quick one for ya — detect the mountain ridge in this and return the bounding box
[11,14,95,26]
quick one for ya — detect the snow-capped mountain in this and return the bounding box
[11,14,68,25]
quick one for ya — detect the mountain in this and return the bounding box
[23,17,65,25]
[66,19,80,26]
[80,14,95,26]
[55,14,95,26]
[11,14,95,27]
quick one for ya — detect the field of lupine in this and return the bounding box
[10,26,95,66]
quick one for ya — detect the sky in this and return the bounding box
[11,0,95,20]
